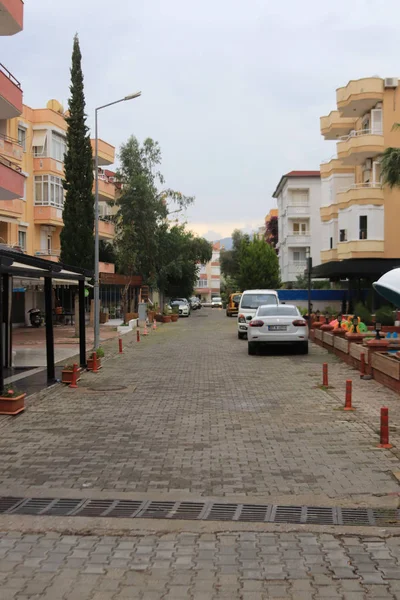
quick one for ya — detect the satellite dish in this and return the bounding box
[373,268,400,307]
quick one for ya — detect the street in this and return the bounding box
[1,309,400,599]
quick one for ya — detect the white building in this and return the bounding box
[273,171,321,284]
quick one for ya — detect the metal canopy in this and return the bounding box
[0,248,91,280]
[311,258,400,280]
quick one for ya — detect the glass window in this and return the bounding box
[359,215,368,240]
[339,229,347,242]
[18,127,26,152]
[33,139,48,157]
[34,175,64,208]
[197,280,208,288]
[18,230,26,251]
[257,305,298,317]
[52,132,67,162]
[240,294,278,309]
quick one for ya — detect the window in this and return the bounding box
[211,266,220,275]
[339,229,347,242]
[293,250,307,263]
[330,237,333,249]
[47,235,52,253]
[34,175,64,208]
[197,279,208,288]
[293,222,308,234]
[359,216,368,240]
[289,190,309,205]
[18,230,26,251]
[240,294,278,309]
[52,132,66,162]
[18,127,26,152]
[258,305,298,317]
[32,131,48,157]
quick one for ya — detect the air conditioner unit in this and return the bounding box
[364,159,373,170]
[385,77,398,88]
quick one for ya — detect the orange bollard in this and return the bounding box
[153,319,157,331]
[360,352,366,378]
[143,323,148,336]
[137,329,140,343]
[344,380,354,411]
[322,363,328,387]
[118,337,123,354]
[92,351,99,374]
[379,407,393,448]
[69,363,79,389]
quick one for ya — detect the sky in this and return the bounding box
[2,0,400,241]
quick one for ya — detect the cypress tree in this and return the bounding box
[60,34,94,269]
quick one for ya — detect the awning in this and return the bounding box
[312,258,400,280]
[31,130,47,149]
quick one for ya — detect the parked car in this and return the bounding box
[247,304,308,355]
[211,296,223,308]
[170,300,190,317]
[237,289,279,339]
[226,292,242,317]
[189,297,201,310]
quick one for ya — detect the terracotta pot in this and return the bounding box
[171,314,178,322]
[87,357,102,371]
[61,368,81,384]
[0,393,26,415]
[155,313,163,322]
[162,315,171,323]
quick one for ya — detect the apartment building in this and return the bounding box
[0,0,25,205]
[0,98,117,260]
[273,171,321,284]
[319,77,400,267]
[195,241,221,302]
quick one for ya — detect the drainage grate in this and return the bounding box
[1,496,400,527]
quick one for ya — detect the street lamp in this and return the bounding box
[94,92,142,350]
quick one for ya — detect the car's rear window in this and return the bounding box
[241,294,278,309]
[257,306,298,317]
[232,294,241,303]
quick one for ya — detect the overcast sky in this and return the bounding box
[2,0,400,240]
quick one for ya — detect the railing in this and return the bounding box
[288,230,310,236]
[0,132,22,146]
[0,155,22,172]
[338,182,383,193]
[339,128,383,141]
[0,63,22,89]
[35,249,61,257]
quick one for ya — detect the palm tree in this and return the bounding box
[381,123,400,188]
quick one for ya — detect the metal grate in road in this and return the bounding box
[1,496,399,527]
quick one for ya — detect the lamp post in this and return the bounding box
[305,248,312,324]
[94,92,141,350]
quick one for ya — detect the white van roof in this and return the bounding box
[241,289,278,294]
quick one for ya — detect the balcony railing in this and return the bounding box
[0,63,21,89]
[35,249,61,258]
[339,128,383,141]
[0,132,22,147]
[338,182,382,193]
[0,155,22,173]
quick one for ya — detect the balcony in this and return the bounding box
[336,183,384,210]
[284,261,307,282]
[33,158,64,176]
[320,204,338,221]
[321,249,338,263]
[320,157,354,178]
[337,130,384,165]
[0,63,22,119]
[0,197,23,219]
[286,232,311,246]
[337,240,384,259]
[286,204,310,217]
[0,0,24,35]
[98,218,115,240]
[34,249,60,262]
[0,156,24,200]
[96,173,115,201]
[0,133,23,161]
[33,205,63,226]
[91,139,115,166]
[336,77,384,118]
[320,111,357,140]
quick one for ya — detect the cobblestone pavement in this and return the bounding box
[0,309,400,505]
[3,530,400,599]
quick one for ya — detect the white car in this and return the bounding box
[170,300,190,317]
[247,304,308,355]
[237,289,279,339]
[211,296,223,308]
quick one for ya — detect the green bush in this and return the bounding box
[354,302,373,325]
[324,306,336,317]
[375,305,395,326]
[96,346,105,359]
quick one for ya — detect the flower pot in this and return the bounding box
[148,310,156,322]
[87,357,102,371]
[162,315,171,323]
[0,392,26,415]
[171,314,178,322]
[155,313,163,322]
[61,368,81,384]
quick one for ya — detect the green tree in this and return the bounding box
[380,123,400,187]
[237,236,280,291]
[60,34,94,269]
[220,229,250,279]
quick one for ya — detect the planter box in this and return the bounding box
[323,332,334,346]
[87,357,102,371]
[124,312,138,323]
[350,343,369,364]
[0,393,26,415]
[61,368,81,384]
[334,336,349,354]
[371,353,400,380]
[315,329,323,341]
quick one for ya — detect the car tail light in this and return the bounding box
[238,314,246,323]
[293,319,307,327]
[249,320,264,327]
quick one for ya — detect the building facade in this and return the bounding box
[319,76,400,264]
[195,241,221,302]
[273,171,321,284]
[264,208,278,249]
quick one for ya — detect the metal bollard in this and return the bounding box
[344,380,354,410]
[322,363,328,387]
[118,337,123,353]
[137,329,140,343]
[69,363,79,389]
[379,407,392,448]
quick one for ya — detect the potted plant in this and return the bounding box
[0,385,26,415]
[162,309,171,323]
[61,364,81,384]
[87,347,104,370]
[171,307,179,322]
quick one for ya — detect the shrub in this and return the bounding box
[324,306,336,317]
[354,302,373,325]
[375,306,395,326]
[96,346,105,359]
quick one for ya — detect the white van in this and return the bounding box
[237,289,279,339]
